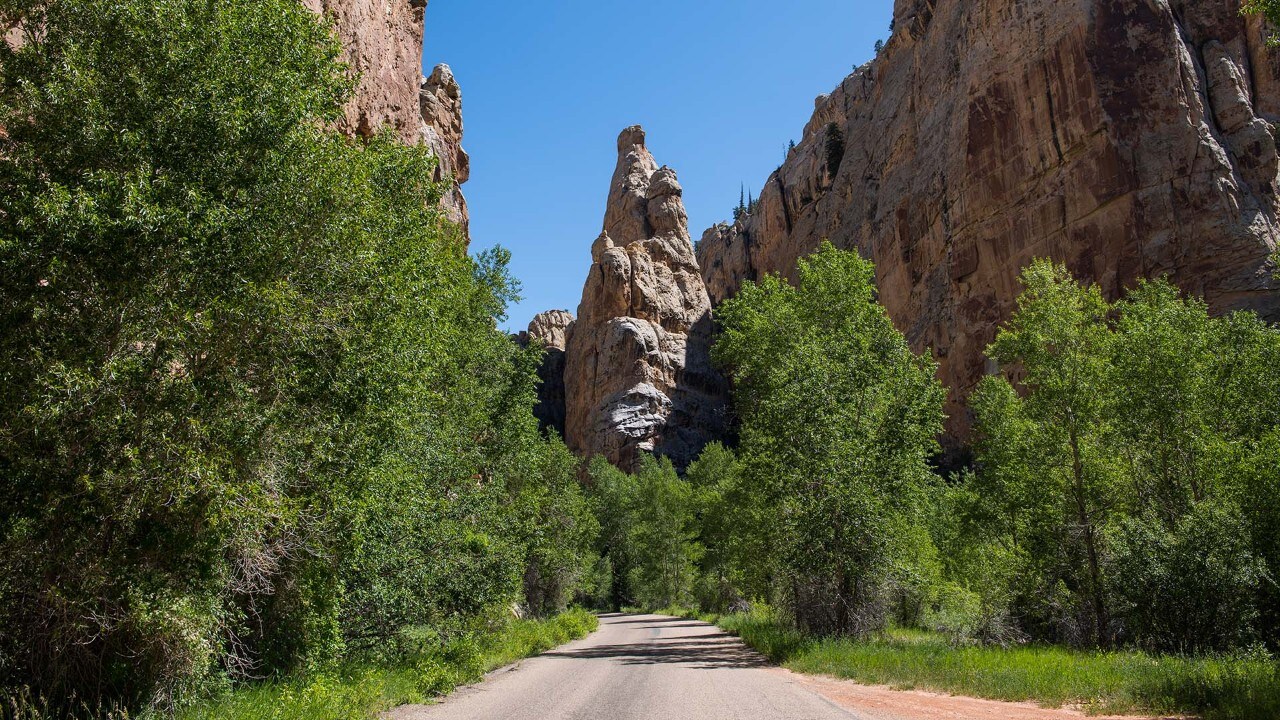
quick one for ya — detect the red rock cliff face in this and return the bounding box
[698,0,1280,445]
[304,0,469,235]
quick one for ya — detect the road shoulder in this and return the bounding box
[775,669,1188,720]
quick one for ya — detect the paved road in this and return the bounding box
[390,613,860,720]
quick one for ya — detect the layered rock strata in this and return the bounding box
[697,0,1280,444]
[517,310,575,436]
[304,0,469,235]
[563,127,729,471]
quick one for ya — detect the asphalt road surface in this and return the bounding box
[390,613,860,720]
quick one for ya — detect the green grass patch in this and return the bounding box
[176,609,597,720]
[689,608,1280,720]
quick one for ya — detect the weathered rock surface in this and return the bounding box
[517,310,575,436]
[420,64,471,234]
[302,0,425,143]
[303,0,469,236]
[697,0,1280,446]
[564,127,729,471]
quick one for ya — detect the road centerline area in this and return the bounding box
[387,613,861,720]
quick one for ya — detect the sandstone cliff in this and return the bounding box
[698,0,1280,444]
[563,127,729,471]
[304,0,469,235]
[517,310,575,436]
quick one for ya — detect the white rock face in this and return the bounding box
[563,127,729,471]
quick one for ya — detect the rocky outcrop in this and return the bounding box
[563,127,729,471]
[517,310,575,436]
[697,0,1280,446]
[304,0,469,236]
[420,64,471,234]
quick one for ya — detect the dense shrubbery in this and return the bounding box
[964,261,1280,652]
[0,0,596,713]
[586,456,702,610]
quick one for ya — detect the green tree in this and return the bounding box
[586,456,637,609]
[586,455,703,611]
[714,242,945,636]
[514,437,600,618]
[823,123,845,178]
[626,457,702,609]
[0,0,566,709]
[1107,279,1280,650]
[974,261,1120,647]
[685,443,755,611]
[972,264,1280,650]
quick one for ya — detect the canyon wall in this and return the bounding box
[305,0,469,234]
[698,0,1280,444]
[562,128,730,471]
[517,310,575,436]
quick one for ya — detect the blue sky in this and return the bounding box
[423,0,894,332]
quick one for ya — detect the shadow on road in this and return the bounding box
[542,632,769,670]
[598,616,693,626]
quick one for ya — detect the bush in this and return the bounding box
[1109,504,1267,653]
[588,456,702,610]
[970,263,1280,650]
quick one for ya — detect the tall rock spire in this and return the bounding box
[564,127,728,471]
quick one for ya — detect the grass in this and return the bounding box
[174,608,598,720]
[666,606,1280,720]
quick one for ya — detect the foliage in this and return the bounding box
[706,607,1280,720]
[1243,0,1280,44]
[970,261,1120,647]
[586,456,702,610]
[1109,504,1267,653]
[971,261,1280,651]
[712,242,945,636]
[514,437,600,618]
[625,458,702,609]
[822,123,845,178]
[175,609,598,720]
[0,0,598,711]
[684,443,756,612]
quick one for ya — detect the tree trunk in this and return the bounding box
[1070,425,1109,647]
